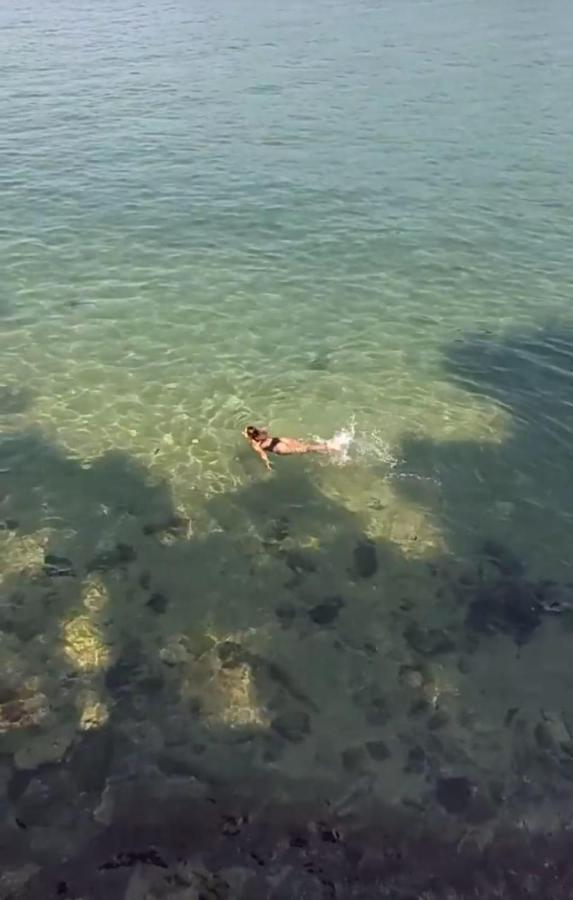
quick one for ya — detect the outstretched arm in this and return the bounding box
[250,440,272,471]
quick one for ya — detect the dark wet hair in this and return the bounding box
[246,425,265,440]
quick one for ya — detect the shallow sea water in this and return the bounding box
[2,0,573,888]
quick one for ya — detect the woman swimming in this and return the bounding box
[243,425,330,471]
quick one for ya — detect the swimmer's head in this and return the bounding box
[245,425,268,442]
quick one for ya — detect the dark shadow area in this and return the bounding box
[2,399,573,897]
[445,328,573,430]
[394,325,573,577]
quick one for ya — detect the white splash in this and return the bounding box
[323,419,398,469]
[326,421,356,463]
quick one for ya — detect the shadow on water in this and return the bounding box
[394,326,573,575]
[2,324,573,896]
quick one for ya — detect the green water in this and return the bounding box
[2,0,573,878]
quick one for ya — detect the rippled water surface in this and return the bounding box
[2,0,573,890]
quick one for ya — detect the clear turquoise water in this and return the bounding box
[2,0,573,870]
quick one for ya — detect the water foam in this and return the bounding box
[323,419,398,469]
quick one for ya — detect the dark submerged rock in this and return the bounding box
[466,581,542,644]
[365,740,391,761]
[308,596,343,626]
[534,580,573,614]
[403,622,456,657]
[352,539,378,578]
[87,542,136,573]
[405,745,427,774]
[275,603,297,626]
[265,516,289,543]
[217,641,247,670]
[142,515,187,537]
[271,709,311,743]
[436,776,474,815]
[147,591,169,614]
[283,550,317,574]
[399,665,426,690]
[43,553,75,578]
[0,518,19,531]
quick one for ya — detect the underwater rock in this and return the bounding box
[436,776,474,815]
[275,604,297,627]
[0,609,38,643]
[403,623,455,657]
[533,711,573,761]
[264,516,289,544]
[217,641,247,670]
[142,515,187,537]
[405,745,427,775]
[352,539,378,578]
[146,591,169,614]
[308,596,344,626]
[365,740,391,761]
[399,665,426,690]
[466,581,541,644]
[43,554,75,578]
[534,581,573,614]
[186,632,216,660]
[0,518,19,531]
[87,542,136,573]
[282,549,317,574]
[0,692,48,734]
[271,709,311,743]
